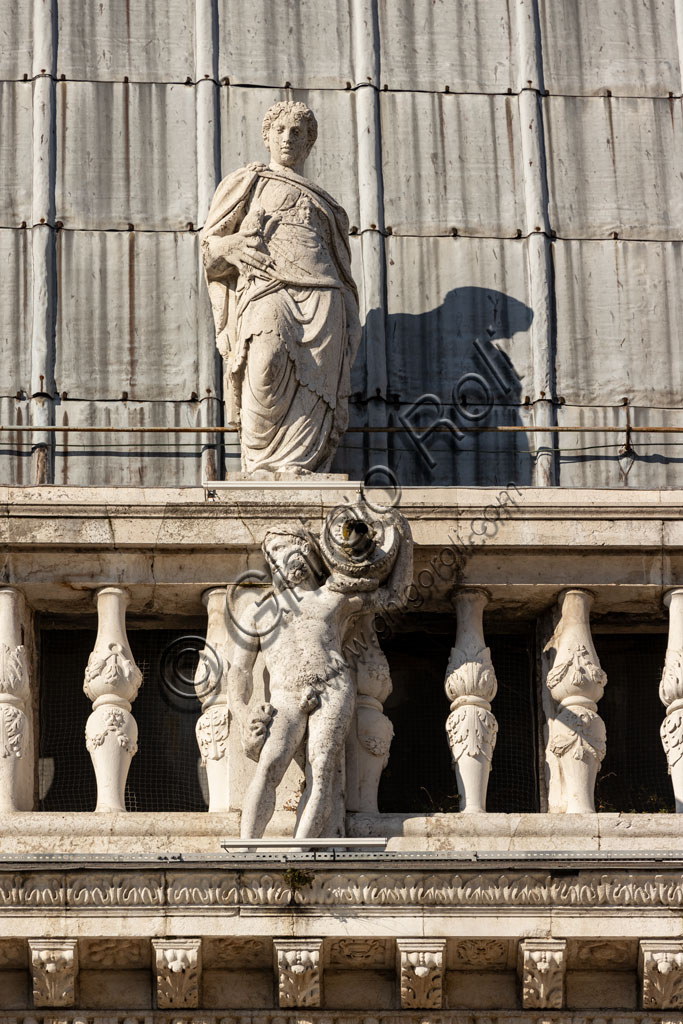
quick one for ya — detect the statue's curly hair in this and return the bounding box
[262,524,325,582]
[261,101,318,157]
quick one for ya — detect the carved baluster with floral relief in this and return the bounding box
[660,589,683,811]
[544,589,606,813]
[444,588,498,812]
[195,588,230,812]
[0,588,31,811]
[83,587,142,812]
[345,613,394,814]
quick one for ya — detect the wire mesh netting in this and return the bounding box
[39,629,208,812]
[594,632,671,813]
[378,631,539,813]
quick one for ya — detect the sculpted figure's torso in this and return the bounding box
[228,517,413,839]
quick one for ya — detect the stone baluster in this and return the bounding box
[544,589,607,813]
[0,588,32,811]
[345,613,394,815]
[83,587,142,812]
[195,587,230,812]
[659,589,683,811]
[444,587,498,812]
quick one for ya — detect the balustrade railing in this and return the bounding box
[0,583,681,818]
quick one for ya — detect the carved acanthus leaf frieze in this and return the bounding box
[4,868,683,910]
[397,940,445,1010]
[275,940,322,1008]
[152,939,201,1010]
[29,940,78,1008]
[519,940,566,1010]
[67,873,164,907]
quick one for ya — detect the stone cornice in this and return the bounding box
[2,486,681,617]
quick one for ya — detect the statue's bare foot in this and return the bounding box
[242,702,275,761]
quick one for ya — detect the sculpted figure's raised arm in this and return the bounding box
[201,102,362,477]
[228,507,413,839]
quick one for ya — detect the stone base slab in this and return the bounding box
[0,812,682,855]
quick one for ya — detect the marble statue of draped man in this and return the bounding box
[201,101,361,476]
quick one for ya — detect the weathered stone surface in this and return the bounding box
[231,507,412,838]
[544,590,606,814]
[444,588,497,813]
[274,939,322,1008]
[397,939,445,1009]
[83,588,142,814]
[518,939,566,1009]
[202,102,361,477]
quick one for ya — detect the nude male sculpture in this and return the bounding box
[229,515,413,838]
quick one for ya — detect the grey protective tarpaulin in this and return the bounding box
[0,0,681,486]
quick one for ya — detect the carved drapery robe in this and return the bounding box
[202,165,361,475]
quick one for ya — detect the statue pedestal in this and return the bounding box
[225,471,349,482]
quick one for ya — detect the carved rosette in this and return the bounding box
[83,588,142,813]
[660,590,683,811]
[274,939,322,1008]
[640,941,683,1009]
[518,939,566,1009]
[397,939,445,1009]
[195,588,230,812]
[29,939,78,1007]
[0,589,32,811]
[152,939,201,1009]
[444,588,497,812]
[544,590,606,813]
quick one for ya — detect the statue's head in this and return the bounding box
[262,524,325,589]
[262,101,318,168]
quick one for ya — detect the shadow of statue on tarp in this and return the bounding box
[334,286,535,487]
